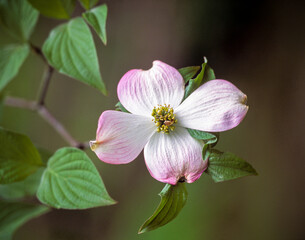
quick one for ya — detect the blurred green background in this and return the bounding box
[1,0,305,239]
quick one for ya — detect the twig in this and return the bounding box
[38,65,54,105]
[30,43,47,64]
[4,97,37,111]
[5,96,87,149]
[4,44,89,150]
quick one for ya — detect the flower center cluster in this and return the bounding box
[151,104,177,134]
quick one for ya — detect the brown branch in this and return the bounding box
[4,96,88,149]
[38,65,54,106]
[4,44,89,150]
[30,43,47,64]
[4,97,37,111]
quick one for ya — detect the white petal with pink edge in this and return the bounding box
[175,80,248,132]
[117,60,185,116]
[90,110,155,164]
[144,127,208,185]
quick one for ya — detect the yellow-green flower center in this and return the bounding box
[151,104,177,134]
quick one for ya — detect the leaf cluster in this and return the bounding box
[0,0,115,238]
[0,0,108,94]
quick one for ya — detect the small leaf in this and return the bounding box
[42,17,107,95]
[202,63,216,83]
[28,0,76,19]
[206,150,258,182]
[37,147,116,209]
[0,0,39,41]
[184,63,206,99]
[79,0,99,10]
[0,44,30,91]
[187,129,219,145]
[0,127,43,184]
[0,148,52,200]
[115,101,129,113]
[0,167,44,200]
[178,66,200,83]
[0,200,49,239]
[183,59,216,100]
[83,4,108,45]
[138,182,187,234]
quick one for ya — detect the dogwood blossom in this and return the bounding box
[90,61,248,185]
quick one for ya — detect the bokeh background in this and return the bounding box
[1,0,305,239]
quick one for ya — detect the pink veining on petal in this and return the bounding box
[175,79,248,132]
[117,60,185,116]
[144,127,206,185]
[91,110,155,164]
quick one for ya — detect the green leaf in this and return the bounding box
[202,63,216,83]
[178,66,200,83]
[138,182,187,234]
[42,17,107,95]
[79,0,99,10]
[0,148,52,200]
[183,59,216,100]
[0,200,49,240]
[0,0,39,42]
[83,4,108,45]
[37,147,116,209]
[28,0,76,19]
[115,101,129,113]
[0,44,30,91]
[187,129,219,145]
[0,167,44,200]
[206,150,258,182]
[0,127,43,184]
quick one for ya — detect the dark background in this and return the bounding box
[1,0,305,239]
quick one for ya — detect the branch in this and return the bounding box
[38,65,54,105]
[30,43,47,64]
[4,97,37,111]
[4,97,87,149]
[4,44,89,150]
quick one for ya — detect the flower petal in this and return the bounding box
[117,60,185,116]
[90,111,155,164]
[144,127,207,185]
[175,80,248,132]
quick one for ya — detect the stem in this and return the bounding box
[5,96,87,149]
[38,65,54,106]
[4,97,37,111]
[30,43,47,64]
[4,44,89,150]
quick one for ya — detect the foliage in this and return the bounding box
[139,182,188,234]
[0,0,113,236]
[42,17,107,95]
[0,128,43,184]
[206,150,258,182]
[28,0,76,19]
[0,200,49,239]
[0,44,30,91]
[83,4,108,45]
[0,0,39,41]
[37,147,116,209]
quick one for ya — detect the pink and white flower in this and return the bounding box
[90,61,248,185]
